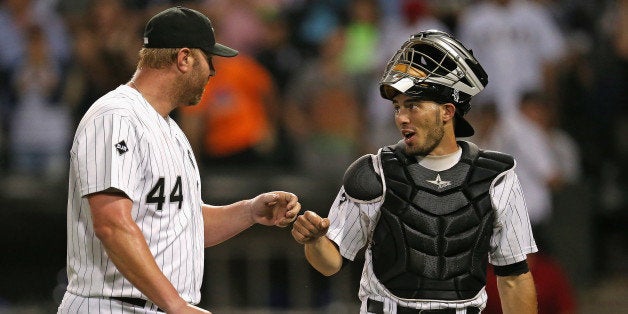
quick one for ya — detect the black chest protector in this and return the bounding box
[371,141,514,300]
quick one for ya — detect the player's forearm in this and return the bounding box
[304,236,343,276]
[497,272,538,314]
[97,224,187,312]
[202,201,255,247]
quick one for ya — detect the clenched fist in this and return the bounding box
[291,210,330,244]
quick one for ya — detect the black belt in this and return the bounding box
[110,296,163,312]
[367,299,480,314]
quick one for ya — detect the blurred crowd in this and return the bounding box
[0,0,627,311]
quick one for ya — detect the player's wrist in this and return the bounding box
[162,296,190,313]
[243,198,257,226]
[306,234,327,246]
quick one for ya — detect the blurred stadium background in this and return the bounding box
[1,0,627,313]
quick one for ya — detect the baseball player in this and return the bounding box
[291,30,539,314]
[57,6,300,314]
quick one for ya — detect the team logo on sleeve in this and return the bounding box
[115,140,129,155]
[339,193,347,204]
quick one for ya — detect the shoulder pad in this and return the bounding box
[477,149,515,172]
[343,154,383,201]
[458,140,480,163]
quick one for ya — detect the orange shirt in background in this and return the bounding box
[183,54,274,157]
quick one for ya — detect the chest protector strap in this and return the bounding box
[371,141,514,300]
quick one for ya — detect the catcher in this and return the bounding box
[291,30,538,314]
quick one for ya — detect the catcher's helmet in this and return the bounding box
[379,30,488,137]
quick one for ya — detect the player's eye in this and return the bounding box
[408,103,420,110]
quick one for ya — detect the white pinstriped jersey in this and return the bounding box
[326,147,538,313]
[63,85,204,305]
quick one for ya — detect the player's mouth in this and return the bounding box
[402,129,416,144]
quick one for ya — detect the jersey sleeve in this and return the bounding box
[326,187,373,261]
[71,113,142,198]
[488,169,538,266]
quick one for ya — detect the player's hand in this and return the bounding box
[291,210,330,244]
[250,191,300,227]
[166,302,211,314]
[183,304,211,314]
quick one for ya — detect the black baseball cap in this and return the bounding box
[143,6,238,57]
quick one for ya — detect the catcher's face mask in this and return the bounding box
[379,30,489,137]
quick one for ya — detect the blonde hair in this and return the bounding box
[137,48,180,69]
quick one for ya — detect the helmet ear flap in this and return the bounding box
[456,100,471,115]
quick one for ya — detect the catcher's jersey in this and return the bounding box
[327,147,537,313]
[64,85,204,303]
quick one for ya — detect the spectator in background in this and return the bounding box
[467,91,587,290]
[9,25,71,181]
[335,0,380,157]
[0,0,71,74]
[366,0,450,151]
[62,0,140,125]
[457,0,566,118]
[0,0,71,173]
[284,27,362,186]
[341,0,380,105]
[525,92,581,184]
[202,0,267,56]
[290,0,346,58]
[465,100,499,150]
[255,10,303,96]
[561,0,628,278]
[255,10,304,167]
[376,0,450,66]
[481,91,566,250]
[178,53,280,170]
[615,0,628,60]
[588,0,628,188]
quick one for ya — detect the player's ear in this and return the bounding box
[441,103,456,122]
[175,48,193,73]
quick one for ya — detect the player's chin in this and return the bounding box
[187,95,202,106]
